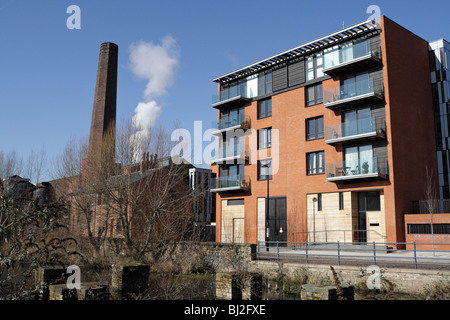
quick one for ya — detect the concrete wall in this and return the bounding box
[250,261,450,297]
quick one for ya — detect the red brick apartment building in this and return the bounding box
[210,16,450,249]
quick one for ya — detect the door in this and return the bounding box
[233,218,244,244]
[267,197,287,246]
[357,192,368,243]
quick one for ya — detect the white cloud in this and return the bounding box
[129,36,179,99]
[132,100,161,131]
[128,36,179,162]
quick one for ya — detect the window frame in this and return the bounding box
[258,98,272,119]
[257,158,273,181]
[306,151,325,175]
[306,83,323,106]
[258,127,272,149]
[306,116,324,141]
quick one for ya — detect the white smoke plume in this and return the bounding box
[128,36,179,161]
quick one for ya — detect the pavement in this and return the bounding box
[256,244,450,269]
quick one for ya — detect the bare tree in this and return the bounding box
[424,166,438,254]
[53,119,195,263]
[0,149,23,180]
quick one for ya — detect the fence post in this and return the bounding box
[337,241,341,265]
[413,242,418,269]
[276,241,280,262]
[373,241,377,265]
[306,241,309,264]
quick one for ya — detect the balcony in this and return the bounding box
[326,157,388,182]
[323,77,384,110]
[212,86,252,109]
[325,117,386,145]
[323,41,382,76]
[210,145,249,165]
[211,115,251,136]
[210,175,250,193]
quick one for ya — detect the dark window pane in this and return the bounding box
[366,191,381,211]
[228,199,244,206]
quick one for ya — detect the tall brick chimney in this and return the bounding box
[87,42,118,164]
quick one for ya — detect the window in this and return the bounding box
[343,107,372,136]
[306,116,324,140]
[258,70,272,96]
[344,144,373,175]
[306,53,324,81]
[339,192,344,210]
[228,199,244,206]
[258,159,272,180]
[220,78,247,101]
[306,83,323,106]
[317,193,322,211]
[219,107,245,130]
[366,191,380,211]
[258,98,272,119]
[258,127,272,149]
[307,151,325,175]
[407,224,450,235]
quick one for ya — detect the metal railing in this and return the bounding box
[256,240,450,269]
[412,199,450,214]
[292,229,387,244]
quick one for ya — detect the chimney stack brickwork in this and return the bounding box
[88,42,118,162]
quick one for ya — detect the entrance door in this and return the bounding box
[267,197,287,246]
[357,192,368,243]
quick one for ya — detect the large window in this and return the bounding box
[258,98,272,119]
[220,78,247,101]
[258,159,272,180]
[343,107,372,136]
[258,127,272,149]
[306,52,324,81]
[344,144,373,174]
[306,83,323,106]
[307,151,325,175]
[219,107,245,130]
[258,70,272,96]
[306,116,324,140]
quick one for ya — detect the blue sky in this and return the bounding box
[1,0,450,180]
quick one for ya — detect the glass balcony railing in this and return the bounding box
[325,117,386,143]
[216,115,251,131]
[323,40,381,71]
[211,175,250,192]
[326,157,388,181]
[323,77,384,108]
[210,145,249,164]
